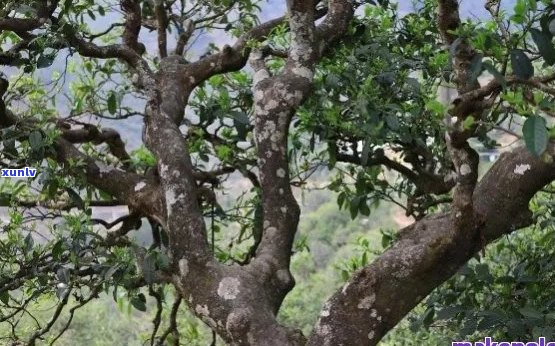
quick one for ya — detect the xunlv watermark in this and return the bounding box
[1,167,37,178]
[453,337,555,346]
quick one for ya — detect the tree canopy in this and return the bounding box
[2,0,555,345]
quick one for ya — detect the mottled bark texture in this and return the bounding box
[2,0,555,345]
[140,1,356,344]
[308,146,555,346]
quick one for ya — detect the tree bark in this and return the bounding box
[307,146,555,346]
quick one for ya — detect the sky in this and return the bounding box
[399,0,490,18]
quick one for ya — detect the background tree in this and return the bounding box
[1,0,555,345]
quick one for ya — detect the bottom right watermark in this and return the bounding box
[453,337,555,346]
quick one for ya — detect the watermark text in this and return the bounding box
[453,337,555,346]
[1,167,37,178]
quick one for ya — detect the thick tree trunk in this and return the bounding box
[307,147,555,345]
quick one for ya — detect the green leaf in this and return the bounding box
[475,263,493,283]
[341,269,350,281]
[511,0,527,24]
[28,131,43,150]
[337,192,346,209]
[325,73,341,88]
[3,138,17,157]
[349,196,360,219]
[530,28,555,65]
[463,116,475,130]
[359,197,370,216]
[36,54,55,69]
[361,251,368,266]
[425,99,447,117]
[522,115,548,156]
[381,231,394,249]
[422,307,435,329]
[130,293,147,312]
[63,0,72,12]
[160,228,169,247]
[0,193,10,205]
[45,179,59,198]
[52,240,64,260]
[24,233,34,253]
[510,49,534,79]
[0,291,9,305]
[65,188,84,209]
[107,92,117,115]
[112,285,119,302]
[540,14,554,38]
[99,190,112,201]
